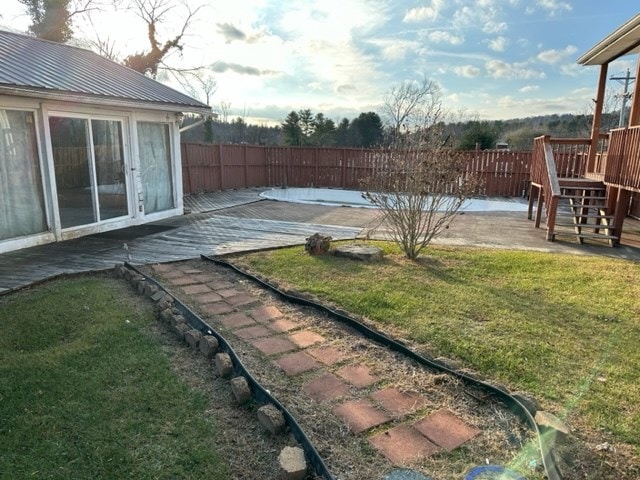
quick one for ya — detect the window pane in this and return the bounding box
[137,122,174,214]
[50,117,96,228]
[92,119,128,220]
[0,110,47,240]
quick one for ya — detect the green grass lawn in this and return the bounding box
[239,242,640,452]
[0,276,229,480]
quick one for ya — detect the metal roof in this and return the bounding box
[577,13,640,66]
[0,29,210,113]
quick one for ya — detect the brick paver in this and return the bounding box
[369,425,439,465]
[202,302,235,316]
[275,351,320,376]
[371,388,429,417]
[234,325,272,340]
[219,312,255,329]
[216,288,243,298]
[250,336,298,356]
[250,305,284,322]
[332,399,390,434]
[303,373,350,402]
[336,364,378,388]
[413,409,481,451]
[268,318,300,333]
[181,284,212,295]
[194,291,224,304]
[226,294,259,307]
[168,276,199,286]
[207,280,234,290]
[158,269,184,279]
[289,330,325,348]
[307,346,351,366]
[191,274,217,283]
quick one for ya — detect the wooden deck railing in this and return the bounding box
[606,126,640,193]
[530,136,560,239]
[529,136,594,239]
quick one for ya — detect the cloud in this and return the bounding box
[336,84,357,94]
[212,61,278,76]
[485,59,545,79]
[454,65,482,78]
[487,36,508,52]
[217,23,246,42]
[559,64,583,76]
[519,85,540,93]
[403,0,444,22]
[428,30,464,45]
[526,0,572,16]
[537,45,578,64]
[368,38,422,60]
[483,21,508,34]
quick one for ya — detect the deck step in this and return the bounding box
[561,195,607,201]
[558,213,614,220]
[554,231,619,241]
[554,222,613,229]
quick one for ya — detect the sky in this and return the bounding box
[1,1,639,126]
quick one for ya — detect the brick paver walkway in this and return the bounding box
[150,259,484,469]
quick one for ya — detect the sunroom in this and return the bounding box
[0,30,210,254]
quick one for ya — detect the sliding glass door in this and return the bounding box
[49,116,128,229]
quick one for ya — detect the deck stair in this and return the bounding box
[552,178,618,245]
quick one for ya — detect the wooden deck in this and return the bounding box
[0,190,361,293]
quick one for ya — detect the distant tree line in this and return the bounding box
[281,109,384,148]
[181,111,627,150]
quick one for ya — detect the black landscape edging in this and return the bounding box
[202,254,563,480]
[124,262,335,480]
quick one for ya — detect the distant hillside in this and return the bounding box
[445,110,626,151]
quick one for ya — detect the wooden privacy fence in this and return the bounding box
[181,143,533,197]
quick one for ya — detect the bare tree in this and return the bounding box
[382,76,441,137]
[18,0,103,42]
[217,100,232,123]
[364,86,479,260]
[121,0,203,78]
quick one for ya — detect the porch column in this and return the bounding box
[627,53,640,126]
[612,188,632,245]
[587,63,608,172]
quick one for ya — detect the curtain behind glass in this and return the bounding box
[0,110,47,241]
[92,119,128,220]
[137,122,174,214]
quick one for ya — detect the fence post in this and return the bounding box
[244,144,248,188]
[218,144,224,190]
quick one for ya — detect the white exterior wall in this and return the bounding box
[0,94,184,254]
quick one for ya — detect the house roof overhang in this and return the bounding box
[0,85,212,116]
[578,13,640,66]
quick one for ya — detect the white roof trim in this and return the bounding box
[578,13,640,66]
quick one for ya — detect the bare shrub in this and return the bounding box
[363,125,479,260]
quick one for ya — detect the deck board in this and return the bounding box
[0,195,362,292]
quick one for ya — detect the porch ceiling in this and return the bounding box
[578,13,640,66]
